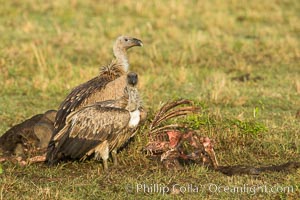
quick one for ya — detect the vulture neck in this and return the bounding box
[125,87,140,112]
[113,47,129,72]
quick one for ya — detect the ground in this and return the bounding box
[0,0,299,199]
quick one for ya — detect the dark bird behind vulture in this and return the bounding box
[47,72,141,170]
[0,110,56,162]
[46,36,144,163]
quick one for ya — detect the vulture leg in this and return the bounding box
[94,141,110,170]
[112,150,118,166]
[81,149,94,161]
[103,159,108,171]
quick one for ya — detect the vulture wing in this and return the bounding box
[54,63,126,132]
[54,75,114,131]
[50,106,130,161]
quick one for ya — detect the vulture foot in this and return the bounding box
[103,161,108,171]
[111,150,118,167]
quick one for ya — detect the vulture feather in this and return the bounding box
[47,72,141,170]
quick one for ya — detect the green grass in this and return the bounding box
[0,0,299,199]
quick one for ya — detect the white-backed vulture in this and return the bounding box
[46,36,144,163]
[47,72,141,169]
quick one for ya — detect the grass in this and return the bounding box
[0,0,299,199]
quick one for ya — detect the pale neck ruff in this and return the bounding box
[129,110,140,128]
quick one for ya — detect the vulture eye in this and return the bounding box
[124,38,128,42]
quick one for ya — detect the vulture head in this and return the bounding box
[114,36,143,51]
[113,36,143,71]
[127,72,138,86]
[125,72,140,112]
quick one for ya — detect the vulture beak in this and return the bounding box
[132,38,143,47]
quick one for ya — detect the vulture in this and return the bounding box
[46,36,144,163]
[46,72,141,170]
[0,110,57,159]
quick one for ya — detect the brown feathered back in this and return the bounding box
[83,75,128,110]
[54,65,126,132]
[53,107,131,160]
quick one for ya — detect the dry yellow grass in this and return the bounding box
[0,0,299,199]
